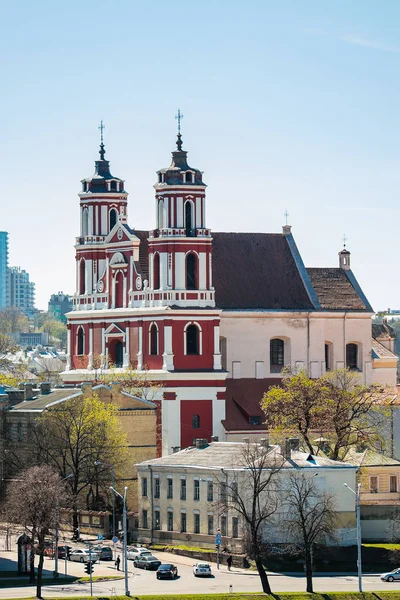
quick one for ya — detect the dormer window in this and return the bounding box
[159,173,165,183]
[110,180,117,191]
[82,182,88,192]
[185,171,194,183]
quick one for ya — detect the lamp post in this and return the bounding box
[54,474,73,579]
[110,485,130,597]
[94,461,116,539]
[344,482,362,593]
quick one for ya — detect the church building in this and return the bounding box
[62,126,397,454]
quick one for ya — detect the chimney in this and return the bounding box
[259,437,269,448]
[289,437,300,451]
[23,383,34,400]
[211,435,219,442]
[40,382,51,395]
[195,438,208,449]
[171,446,181,454]
[282,225,292,235]
[284,438,292,460]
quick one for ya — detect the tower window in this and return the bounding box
[153,253,160,289]
[186,324,199,355]
[110,180,117,191]
[346,343,358,371]
[186,253,197,290]
[79,260,85,295]
[77,327,84,356]
[186,172,193,183]
[270,338,284,373]
[185,201,194,236]
[109,208,118,230]
[149,323,158,355]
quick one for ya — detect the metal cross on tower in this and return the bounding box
[284,210,289,226]
[175,109,184,133]
[98,120,106,160]
[343,233,347,248]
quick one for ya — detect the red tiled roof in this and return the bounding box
[307,268,367,310]
[222,378,278,432]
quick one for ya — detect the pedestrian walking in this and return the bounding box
[115,555,121,571]
[227,554,232,571]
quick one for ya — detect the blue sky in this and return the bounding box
[1,0,399,310]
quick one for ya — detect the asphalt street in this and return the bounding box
[1,548,400,597]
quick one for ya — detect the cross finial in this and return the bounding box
[284,210,289,226]
[98,120,106,160]
[343,233,347,248]
[175,109,183,133]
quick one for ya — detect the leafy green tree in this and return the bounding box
[33,394,128,536]
[0,308,28,334]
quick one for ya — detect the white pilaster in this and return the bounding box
[162,325,174,371]
[177,197,183,227]
[160,252,168,290]
[123,273,127,308]
[123,325,130,367]
[88,205,94,235]
[88,326,93,369]
[213,324,222,370]
[175,252,185,289]
[101,205,107,235]
[137,324,143,370]
[66,328,71,370]
[196,197,201,229]
[101,326,105,368]
[199,253,207,289]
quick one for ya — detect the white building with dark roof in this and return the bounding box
[61,126,397,454]
[136,440,357,550]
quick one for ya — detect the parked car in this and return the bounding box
[156,563,178,579]
[57,545,72,559]
[94,546,113,561]
[381,568,400,582]
[69,549,100,563]
[193,561,212,577]
[127,546,152,560]
[133,555,162,570]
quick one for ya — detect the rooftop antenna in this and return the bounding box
[175,109,184,151]
[98,120,106,160]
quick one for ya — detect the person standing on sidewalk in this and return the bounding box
[115,555,121,571]
[227,554,232,571]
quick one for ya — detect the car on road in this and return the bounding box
[381,568,400,582]
[156,563,178,579]
[193,561,212,577]
[69,549,100,563]
[94,546,113,561]
[127,546,152,560]
[133,554,162,570]
[57,545,72,559]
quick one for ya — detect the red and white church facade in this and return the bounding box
[63,130,398,455]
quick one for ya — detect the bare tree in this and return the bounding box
[220,441,284,594]
[5,465,65,599]
[283,471,338,593]
[0,333,18,371]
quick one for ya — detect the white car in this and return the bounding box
[127,546,152,561]
[193,561,212,577]
[69,548,99,563]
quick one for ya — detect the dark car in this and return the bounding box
[156,563,178,579]
[133,555,161,570]
[57,545,72,559]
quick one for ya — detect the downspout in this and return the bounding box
[343,312,347,370]
[148,465,153,544]
[307,313,310,374]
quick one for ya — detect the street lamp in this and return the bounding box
[94,461,116,539]
[110,485,130,597]
[54,474,73,579]
[344,482,362,593]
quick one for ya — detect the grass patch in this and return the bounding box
[364,543,400,550]
[77,575,124,582]
[7,593,400,600]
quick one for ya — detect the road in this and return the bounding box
[0,548,399,597]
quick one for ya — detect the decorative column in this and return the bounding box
[123,323,130,368]
[213,322,222,370]
[137,322,143,371]
[162,321,174,371]
[66,324,72,370]
[88,323,93,370]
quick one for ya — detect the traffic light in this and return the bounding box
[85,561,94,575]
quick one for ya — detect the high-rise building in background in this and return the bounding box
[0,232,9,309]
[8,267,35,316]
[48,292,73,323]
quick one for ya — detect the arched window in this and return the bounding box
[82,208,88,236]
[186,253,197,290]
[346,343,358,371]
[270,338,284,373]
[77,327,84,355]
[114,271,124,308]
[185,201,193,236]
[79,260,85,295]
[158,200,164,229]
[325,342,333,371]
[109,208,118,231]
[192,414,200,428]
[149,323,158,355]
[186,324,199,355]
[109,339,124,368]
[153,253,160,289]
